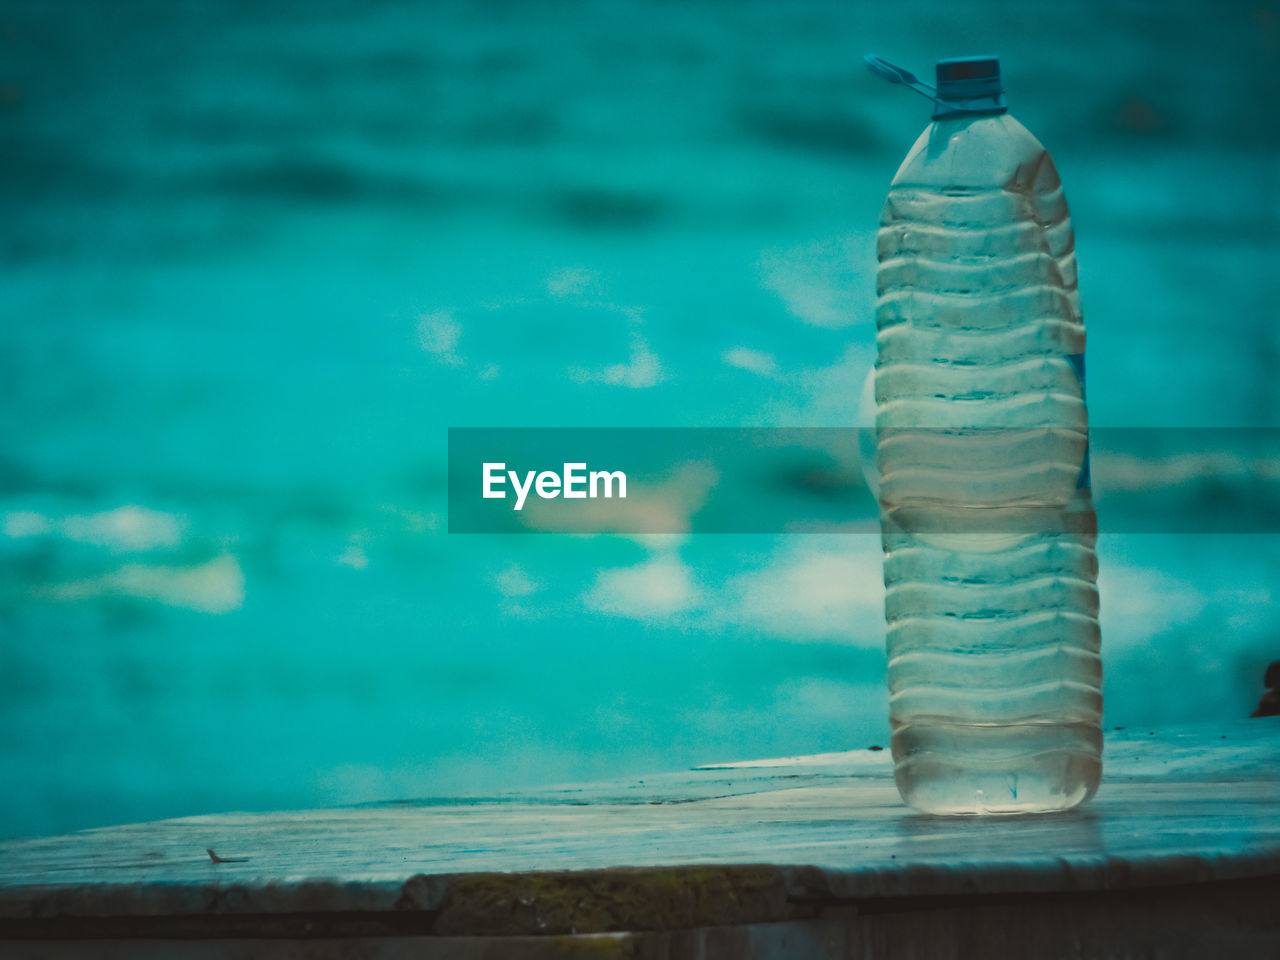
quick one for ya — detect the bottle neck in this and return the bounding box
[932,98,1008,121]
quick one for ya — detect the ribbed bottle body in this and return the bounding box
[875,114,1102,815]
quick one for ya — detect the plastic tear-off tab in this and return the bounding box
[864,55,945,107]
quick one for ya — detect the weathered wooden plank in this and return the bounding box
[0,719,1277,942]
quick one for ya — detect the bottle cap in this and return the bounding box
[934,57,1006,118]
[864,54,1008,120]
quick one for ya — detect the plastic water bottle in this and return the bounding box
[867,55,1101,814]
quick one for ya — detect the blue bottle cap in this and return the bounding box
[864,54,1008,120]
[933,56,1006,118]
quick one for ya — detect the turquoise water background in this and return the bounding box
[2,0,1278,839]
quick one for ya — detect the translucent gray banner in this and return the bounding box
[447,428,1280,534]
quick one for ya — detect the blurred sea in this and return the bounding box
[2,0,1278,839]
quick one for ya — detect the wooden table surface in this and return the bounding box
[2,718,1278,958]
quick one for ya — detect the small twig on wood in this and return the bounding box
[207,848,249,864]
